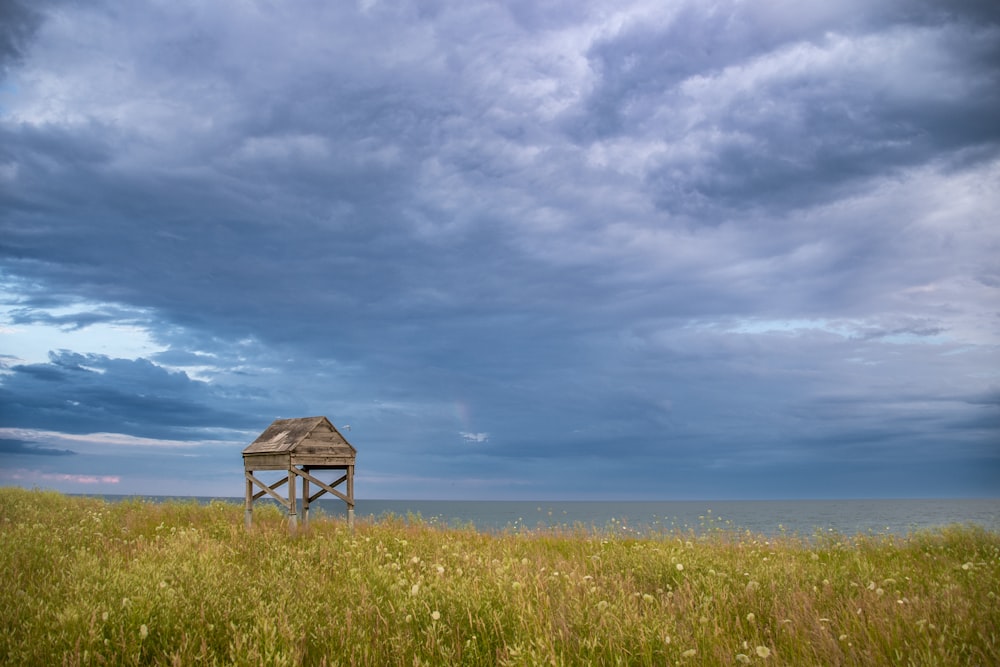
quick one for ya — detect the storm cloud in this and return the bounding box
[1,0,997,498]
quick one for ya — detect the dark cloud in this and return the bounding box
[570,5,1000,214]
[0,0,44,76]
[0,438,75,456]
[0,0,997,498]
[0,351,264,439]
[6,305,147,331]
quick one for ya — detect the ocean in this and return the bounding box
[292,497,999,537]
[89,495,999,536]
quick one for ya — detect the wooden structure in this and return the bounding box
[243,416,356,530]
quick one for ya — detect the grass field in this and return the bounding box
[1,487,997,665]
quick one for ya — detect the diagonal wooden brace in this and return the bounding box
[293,467,352,506]
[246,471,291,509]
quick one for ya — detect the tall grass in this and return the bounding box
[1,487,997,665]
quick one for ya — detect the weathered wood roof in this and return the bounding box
[242,416,355,456]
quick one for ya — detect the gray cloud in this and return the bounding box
[0,0,997,498]
[0,438,75,456]
[0,0,44,76]
[0,351,263,439]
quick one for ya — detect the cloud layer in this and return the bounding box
[1,0,998,498]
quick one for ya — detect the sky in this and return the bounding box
[1,0,998,501]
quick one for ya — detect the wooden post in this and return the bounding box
[287,468,298,533]
[347,464,355,528]
[302,467,310,526]
[244,472,253,529]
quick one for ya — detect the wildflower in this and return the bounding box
[159,581,167,589]
[682,648,697,658]
[436,565,445,575]
[746,612,755,623]
[962,562,973,571]
[597,600,609,611]
[756,645,771,658]
[431,610,441,621]
[405,614,413,623]
[642,593,654,603]
[736,654,751,664]
[139,624,148,640]
[410,583,420,596]
[101,611,109,622]
[664,635,671,644]
[676,563,684,571]
[839,634,848,641]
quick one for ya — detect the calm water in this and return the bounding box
[93,495,999,537]
[303,498,1000,537]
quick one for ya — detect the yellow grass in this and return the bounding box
[1,487,997,665]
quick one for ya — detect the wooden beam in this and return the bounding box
[250,475,288,501]
[347,464,354,505]
[302,468,310,525]
[293,467,350,504]
[246,472,291,509]
[347,464,355,528]
[288,465,298,532]
[244,475,253,529]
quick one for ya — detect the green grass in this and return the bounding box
[1,488,997,666]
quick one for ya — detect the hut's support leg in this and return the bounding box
[302,468,310,526]
[244,472,253,530]
[347,464,355,528]
[287,468,298,533]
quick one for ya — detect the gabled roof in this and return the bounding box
[242,416,354,455]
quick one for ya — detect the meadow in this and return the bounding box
[1,488,997,666]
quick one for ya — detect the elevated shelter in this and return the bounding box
[242,416,356,529]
